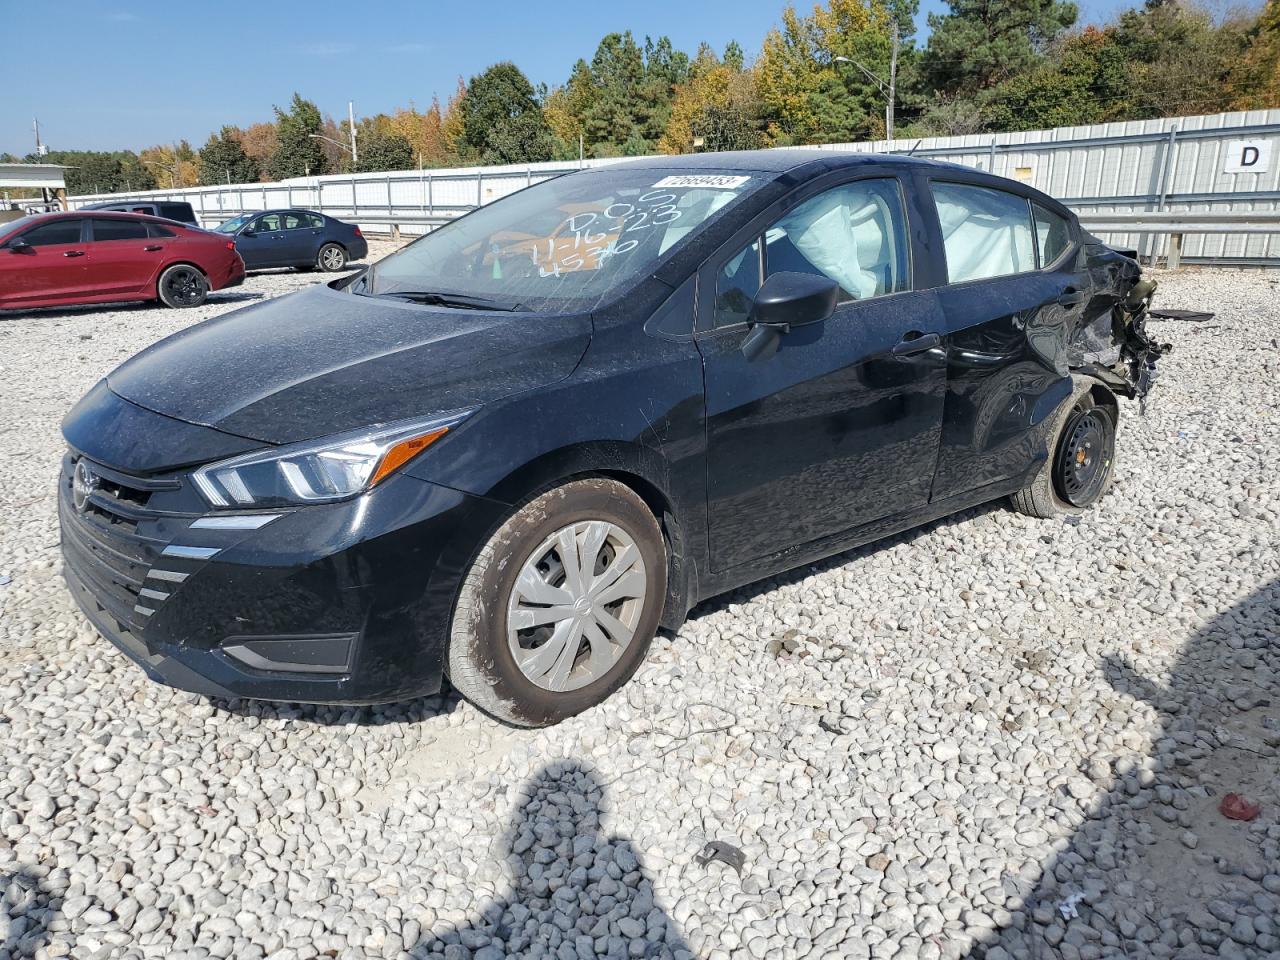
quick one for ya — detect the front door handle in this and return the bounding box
[143,244,162,252]
[892,331,941,356]
[1057,288,1085,307]
[63,250,85,258]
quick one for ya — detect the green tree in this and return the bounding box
[34,150,156,194]
[356,130,414,172]
[1230,0,1280,109]
[462,62,555,164]
[198,126,260,185]
[268,93,326,179]
[923,0,1078,94]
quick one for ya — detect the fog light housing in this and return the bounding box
[221,634,356,675]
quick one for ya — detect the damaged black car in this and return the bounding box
[59,151,1166,726]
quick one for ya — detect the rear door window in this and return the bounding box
[255,213,282,232]
[931,182,1036,282]
[306,213,324,228]
[17,219,84,246]
[283,213,308,230]
[1033,203,1073,267]
[90,218,148,242]
[147,223,177,238]
[159,203,192,221]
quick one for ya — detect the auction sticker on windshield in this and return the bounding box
[652,175,752,189]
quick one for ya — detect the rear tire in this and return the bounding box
[1011,375,1117,518]
[156,264,209,309]
[447,478,667,728]
[317,243,348,272]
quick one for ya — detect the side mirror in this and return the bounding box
[6,237,31,253]
[239,228,255,237]
[742,271,839,362]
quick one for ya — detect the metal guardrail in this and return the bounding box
[1079,212,1280,268]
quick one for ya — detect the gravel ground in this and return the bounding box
[1,262,1278,960]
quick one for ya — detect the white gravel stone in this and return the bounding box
[1,263,1278,959]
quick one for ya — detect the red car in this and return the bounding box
[0,211,244,311]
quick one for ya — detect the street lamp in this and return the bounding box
[833,21,899,142]
[309,101,359,168]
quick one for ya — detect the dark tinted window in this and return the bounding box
[159,203,194,221]
[1033,203,1072,267]
[18,220,83,247]
[91,218,148,242]
[255,214,282,232]
[283,213,308,230]
[306,213,324,228]
[147,222,177,238]
[714,238,762,327]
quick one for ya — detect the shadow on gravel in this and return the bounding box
[962,578,1280,960]
[409,760,691,959]
[0,865,62,958]
[205,689,462,727]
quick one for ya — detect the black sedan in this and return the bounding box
[59,151,1165,726]
[215,208,368,271]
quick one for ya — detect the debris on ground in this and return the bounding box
[694,840,747,875]
[1219,792,1262,821]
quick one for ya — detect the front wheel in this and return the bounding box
[156,264,209,308]
[447,478,668,727]
[1011,376,1117,518]
[317,243,348,272]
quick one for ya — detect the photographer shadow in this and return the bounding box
[963,578,1280,959]
[409,760,692,959]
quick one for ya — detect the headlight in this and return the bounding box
[192,411,470,509]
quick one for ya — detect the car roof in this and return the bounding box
[82,199,193,209]
[21,210,188,227]
[609,148,945,174]
[246,208,324,217]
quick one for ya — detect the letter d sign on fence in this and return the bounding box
[1223,140,1271,174]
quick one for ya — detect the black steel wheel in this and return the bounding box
[1053,402,1115,507]
[157,264,209,308]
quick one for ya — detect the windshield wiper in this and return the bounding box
[375,290,520,312]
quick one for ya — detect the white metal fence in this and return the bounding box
[69,109,1280,264]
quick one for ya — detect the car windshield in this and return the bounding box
[360,168,761,312]
[216,215,251,234]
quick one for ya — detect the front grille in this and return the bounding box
[59,454,178,633]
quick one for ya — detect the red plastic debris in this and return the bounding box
[1219,793,1261,822]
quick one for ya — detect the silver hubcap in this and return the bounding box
[322,247,343,269]
[506,520,647,692]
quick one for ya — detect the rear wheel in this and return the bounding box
[156,264,208,308]
[317,243,348,272]
[1011,376,1117,518]
[447,478,667,727]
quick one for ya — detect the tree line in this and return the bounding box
[6,0,1279,195]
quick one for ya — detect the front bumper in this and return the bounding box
[58,452,491,704]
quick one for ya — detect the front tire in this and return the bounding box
[317,243,348,272]
[156,264,209,308]
[1011,376,1117,518]
[447,478,667,727]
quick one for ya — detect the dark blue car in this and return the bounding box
[215,209,368,272]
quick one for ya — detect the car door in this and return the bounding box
[0,218,90,307]
[236,213,284,268]
[696,174,948,573]
[278,211,322,266]
[83,218,163,295]
[921,177,1093,503]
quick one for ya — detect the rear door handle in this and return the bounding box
[1057,288,1085,307]
[892,331,942,356]
[143,244,162,252]
[63,250,85,258]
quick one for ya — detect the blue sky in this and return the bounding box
[3,0,1138,157]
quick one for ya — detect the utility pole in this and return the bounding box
[887,19,899,143]
[33,117,45,157]
[348,100,358,168]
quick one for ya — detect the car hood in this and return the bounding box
[106,284,592,445]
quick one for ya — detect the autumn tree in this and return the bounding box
[661,46,762,153]
[140,141,199,188]
[755,0,897,144]
[238,122,278,180]
[1230,0,1280,109]
[198,126,260,185]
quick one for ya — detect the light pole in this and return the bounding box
[833,22,899,142]
[309,133,357,169]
